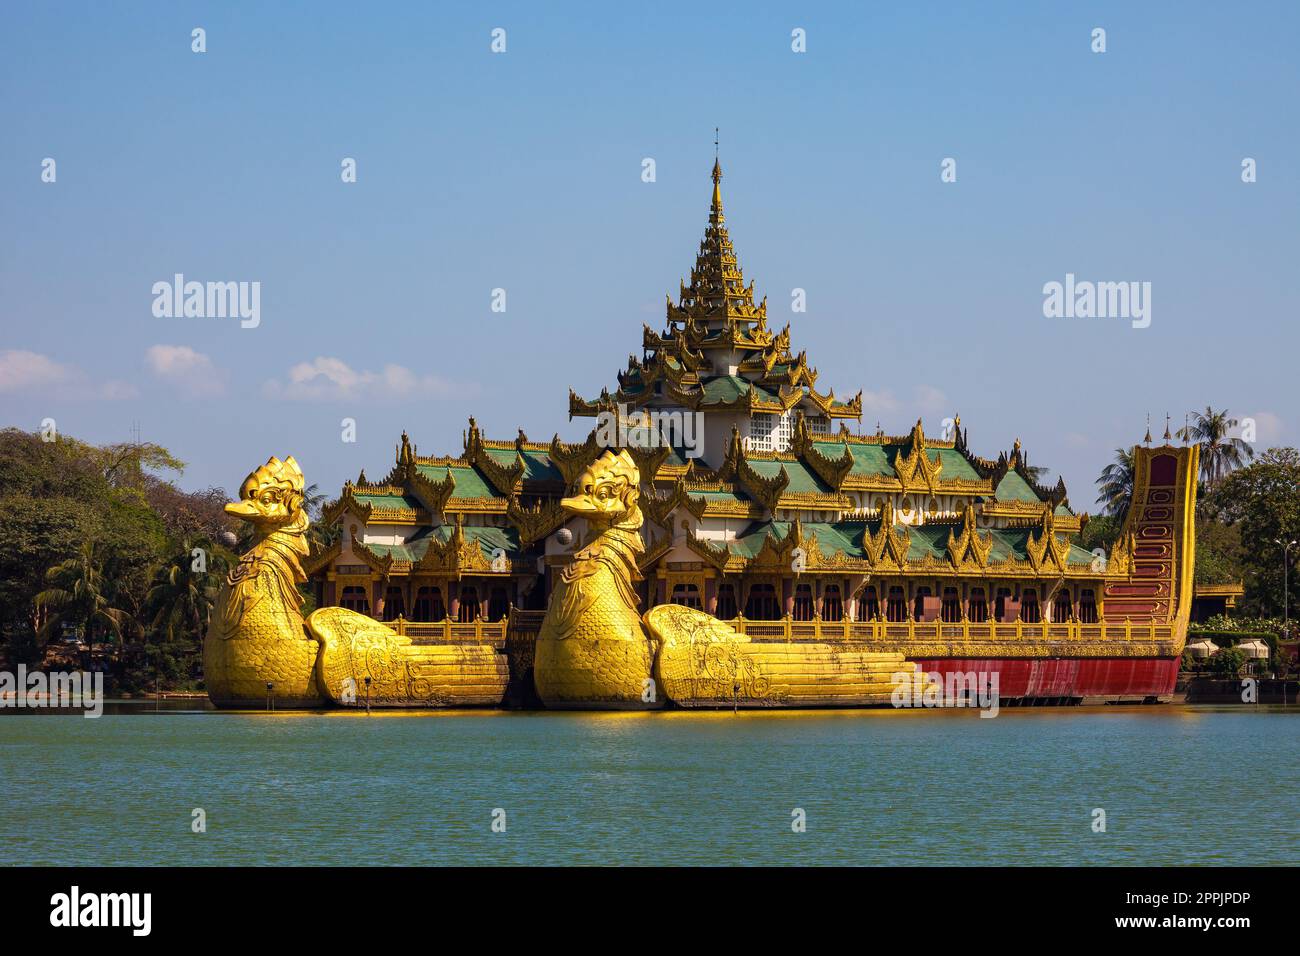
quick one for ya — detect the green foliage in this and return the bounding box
[1207,647,1247,676]
[144,538,232,644]
[1078,513,1122,554]
[1197,613,1284,634]
[1094,448,1136,520]
[0,428,236,686]
[1193,516,1244,586]
[1204,448,1300,618]
[1177,407,1255,491]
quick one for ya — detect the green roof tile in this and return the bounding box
[994,470,1042,503]
[354,493,422,511]
[483,447,564,483]
[933,448,981,482]
[744,458,831,494]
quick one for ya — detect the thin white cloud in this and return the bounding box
[1243,410,1282,445]
[0,349,137,400]
[858,389,900,416]
[913,384,948,415]
[857,385,947,419]
[263,357,469,402]
[145,345,226,398]
[0,350,75,391]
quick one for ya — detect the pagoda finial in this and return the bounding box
[710,147,724,224]
[1144,414,1152,445]
[1163,413,1172,443]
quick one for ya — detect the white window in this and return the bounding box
[748,413,775,452]
[773,411,794,452]
[748,409,823,452]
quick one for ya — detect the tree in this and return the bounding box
[1194,516,1244,586]
[93,441,186,491]
[1208,647,1247,677]
[1078,513,1122,555]
[34,541,135,661]
[0,428,188,670]
[1095,448,1136,521]
[144,538,228,644]
[1205,448,1300,617]
[1177,407,1254,492]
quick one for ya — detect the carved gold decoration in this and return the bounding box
[312,608,507,707]
[507,496,568,545]
[863,502,912,570]
[947,504,992,569]
[646,605,925,708]
[1025,511,1073,572]
[548,431,603,486]
[407,465,456,516]
[463,417,525,495]
[641,478,708,529]
[893,419,943,491]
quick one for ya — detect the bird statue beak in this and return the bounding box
[225,500,259,518]
[560,494,600,515]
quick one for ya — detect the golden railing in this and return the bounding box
[385,617,508,648]
[382,612,1176,649]
[711,617,1177,644]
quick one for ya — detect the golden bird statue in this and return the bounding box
[533,450,660,708]
[533,450,926,708]
[203,455,508,709]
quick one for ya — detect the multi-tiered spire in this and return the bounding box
[569,157,861,423]
[666,159,769,330]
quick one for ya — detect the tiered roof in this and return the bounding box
[316,158,1095,585]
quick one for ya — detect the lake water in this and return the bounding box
[1,704,1294,866]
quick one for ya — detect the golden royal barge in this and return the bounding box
[205,159,1197,710]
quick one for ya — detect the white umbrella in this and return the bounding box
[1186,637,1219,659]
[1235,639,1270,660]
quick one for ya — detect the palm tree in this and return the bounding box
[1177,407,1254,491]
[144,538,227,643]
[302,482,328,520]
[1095,448,1137,521]
[34,542,133,661]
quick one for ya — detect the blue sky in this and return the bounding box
[2,1,1297,508]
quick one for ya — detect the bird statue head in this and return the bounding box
[225,455,308,534]
[561,450,642,531]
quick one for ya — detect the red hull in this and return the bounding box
[910,657,1179,702]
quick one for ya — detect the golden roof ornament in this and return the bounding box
[711,157,724,224]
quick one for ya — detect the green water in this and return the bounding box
[1,705,1294,865]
